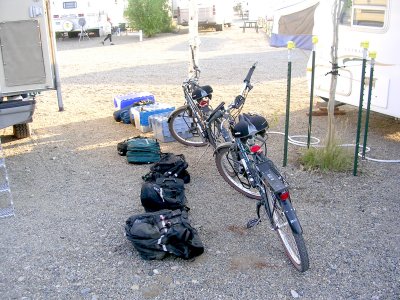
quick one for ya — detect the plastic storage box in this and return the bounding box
[113,92,155,109]
[149,112,192,142]
[130,103,175,133]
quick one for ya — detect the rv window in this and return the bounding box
[63,1,77,9]
[353,8,385,27]
[351,0,387,28]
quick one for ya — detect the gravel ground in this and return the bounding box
[1,19,399,300]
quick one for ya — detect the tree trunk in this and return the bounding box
[188,0,199,77]
[326,0,340,148]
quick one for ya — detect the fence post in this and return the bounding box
[353,41,369,176]
[307,36,318,148]
[362,51,376,160]
[283,41,295,167]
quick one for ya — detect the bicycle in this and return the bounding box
[214,113,310,272]
[168,55,257,149]
[170,58,309,271]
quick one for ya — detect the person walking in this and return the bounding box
[102,18,114,45]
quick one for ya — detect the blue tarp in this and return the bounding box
[270,33,312,50]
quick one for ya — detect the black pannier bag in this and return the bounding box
[140,177,186,212]
[142,152,190,183]
[125,209,204,260]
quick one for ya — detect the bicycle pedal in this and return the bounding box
[246,218,260,228]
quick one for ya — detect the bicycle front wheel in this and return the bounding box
[215,145,261,199]
[168,105,207,147]
[264,188,309,272]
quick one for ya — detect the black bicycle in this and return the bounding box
[214,113,310,272]
[168,58,257,149]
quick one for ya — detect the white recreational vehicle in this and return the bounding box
[309,0,400,118]
[177,0,234,31]
[0,0,62,138]
[51,0,108,37]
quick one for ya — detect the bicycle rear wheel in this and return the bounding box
[168,105,207,147]
[264,187,309,272]
[215,145,261,199]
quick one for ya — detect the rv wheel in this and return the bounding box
[13,123,31,139]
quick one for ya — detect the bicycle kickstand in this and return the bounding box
[246,201,262,228]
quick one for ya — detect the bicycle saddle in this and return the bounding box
[192,85,213,100]
[232,113,268,138]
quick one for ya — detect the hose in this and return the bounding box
[267,131,400,163]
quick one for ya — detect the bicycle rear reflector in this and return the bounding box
[250,145,262,153]
[279,191,290,201]
[198,99,209,107]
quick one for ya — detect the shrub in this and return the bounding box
[125,0,172,37]
[299,143,353,172]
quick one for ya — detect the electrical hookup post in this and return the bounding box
[283,41,295,167]
[188,0,200,77]
[353,41,370,176]
[307,36,318,149]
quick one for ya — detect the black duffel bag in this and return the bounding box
[140,177,186,212]
[142,152,190,183]
[125,209,204,260]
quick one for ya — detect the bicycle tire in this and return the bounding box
[168,105,207,147]
[215,145,261,199]
[264,188,309,272]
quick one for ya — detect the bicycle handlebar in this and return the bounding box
[244,62,257,84]
[206,101,225,124]
[190,45,200,78]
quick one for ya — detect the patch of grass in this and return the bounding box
[299,144,353,172]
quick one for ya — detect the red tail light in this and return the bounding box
[279,191,290,201]
[250,145,262,153]
[199,100,209,107]
[213,5,216,15]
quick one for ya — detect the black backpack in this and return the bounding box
[140,177,186,212]
[142,153,190,183]
[125,209,204,260]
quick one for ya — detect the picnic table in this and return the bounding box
[241,21,258,33]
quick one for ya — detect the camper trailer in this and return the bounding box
[177,0,234,31]
[51,0,108,38]
[0,0,59,138]
[309,0,400,118]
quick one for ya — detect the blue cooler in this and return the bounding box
[113,92,155,109]
[130,103,175,133]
